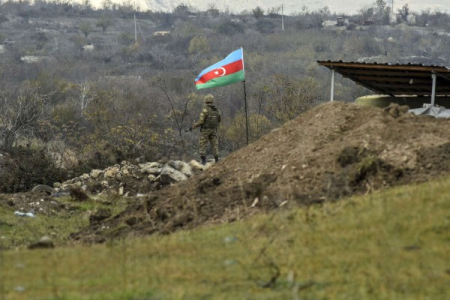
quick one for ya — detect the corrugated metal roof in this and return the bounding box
[317,60,450,97]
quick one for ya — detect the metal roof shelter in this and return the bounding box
[317,61,450,105]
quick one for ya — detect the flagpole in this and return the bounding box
[240,47,249,146]
[243,80,249,145]
[194,48,247,143]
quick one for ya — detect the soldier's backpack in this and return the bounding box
[202,106,220,129]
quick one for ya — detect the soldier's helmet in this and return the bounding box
[204,94,214,104]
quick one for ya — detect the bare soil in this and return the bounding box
[38,102,450,242]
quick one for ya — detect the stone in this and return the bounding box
[160,165,188,185]
[90,169,103,179]
[139,162,161,169]
[104,167,119,178]
[180,163,193,177]
[28,236,55,250]
[53,182,61,188]
[81,173,90,180]
[170,160,193,177]
[189,160,204,171]
[168,160,183,171]
[141,167,161,175]
[140,162,162,174]
[148,174,157,181]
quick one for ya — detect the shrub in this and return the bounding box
[0,148,67,193]
[215,21,244,36]
[347,23,357,30]
[0,84,49,150]
[264,75,322,124]
[0,14,8,24]
[252,6,264,19]
[118,32,134,46]
[188,36,210,55]
[313,40,328,52]
[79,21,92,38]
[256,19,276,34]
[224,113,273,151]
[96,17,113,33]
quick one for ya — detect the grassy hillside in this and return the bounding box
[1,176,449,299]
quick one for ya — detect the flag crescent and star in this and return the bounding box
[195,48,245,90]
[216,67,226,76]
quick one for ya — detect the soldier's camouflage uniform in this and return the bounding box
[192,104,221,157]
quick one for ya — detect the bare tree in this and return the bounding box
[79,80,95,117]
[398,4,410,21]
[79,21,93,38]
[154,77,192,143]
[0,86,49,150]
[96,17,113,33]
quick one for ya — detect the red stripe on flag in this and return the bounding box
[196,60,243,84]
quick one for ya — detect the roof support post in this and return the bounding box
[330,68,335,102]
[431,72,437,106]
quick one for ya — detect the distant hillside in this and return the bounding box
[138,0,449,15]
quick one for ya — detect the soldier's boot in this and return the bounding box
[201,156,206,165]
[214,156,219,163]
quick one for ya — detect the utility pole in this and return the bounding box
[134,13,137,43]
[134,0,137,44]
[391,0,394,12]
[281,4,284,31]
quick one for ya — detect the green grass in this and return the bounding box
[1,177,449,299]
[0,195,127,250]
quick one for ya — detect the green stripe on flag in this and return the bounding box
[196,70,245,90]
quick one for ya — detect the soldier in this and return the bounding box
[192,94,221,165]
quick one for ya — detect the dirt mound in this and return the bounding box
[72,102,450,243]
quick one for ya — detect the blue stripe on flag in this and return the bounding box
[195,48,243,82]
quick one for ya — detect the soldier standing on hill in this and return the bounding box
[192,94,221,165]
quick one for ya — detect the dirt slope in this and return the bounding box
[73,101,450,243]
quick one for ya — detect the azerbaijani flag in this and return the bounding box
[195,48,245,90]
